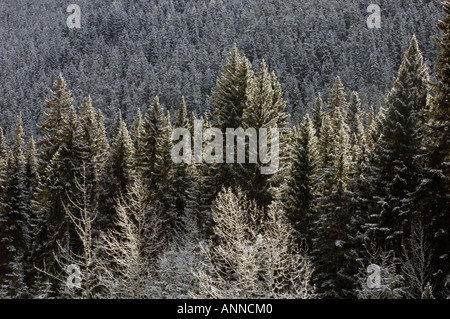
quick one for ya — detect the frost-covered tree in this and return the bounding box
[414,0,450,297]
[209,44,254,195]
[365,35,430,258]
[241,60,289,208]
[35,164,99,299]
[311,93,324,138]
[135,96,173,232]
[327,76,348,119]
[153,213,201,299]
[33,96,86,294]
[97,110,135,231]
[400,219,432,299]
[276,114,319,247]
[97,175,164,299]
[355,246,406,299]
[193,188,314,299]
[0,114,31,298]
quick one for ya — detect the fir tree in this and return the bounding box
[78,96,108,205]
[130,108,143,151]
[136,96,174,235]
[37,74,74,164]
[33,76,86,294]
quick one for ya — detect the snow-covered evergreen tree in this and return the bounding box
[0,114,31,297]
[311,93,324,138]
[242,60,289,208]
[413,1,450,297]
[97,110,135,231]
[365,35,430,258]
[209,44,254,196]
[276,114,319,247]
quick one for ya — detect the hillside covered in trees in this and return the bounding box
[0,0,449,299]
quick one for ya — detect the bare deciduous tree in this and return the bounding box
[192,188,314,299]
[96,175,164,299]
[400,219,432,298]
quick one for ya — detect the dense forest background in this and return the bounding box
[0,0,449,299]
[0,0,444,138]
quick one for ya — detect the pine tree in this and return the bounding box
[23,136,39,289]
[186,113,216,237]
[366,35,430,258]
[0,114,31,297]
[347,91,365,148]
[37,74,74,164]
[130,108,143,151]
[210,43,253,131]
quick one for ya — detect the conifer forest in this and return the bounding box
[0,0,449,300]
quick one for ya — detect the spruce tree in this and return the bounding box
[209,44,254,195]
[78,96,108,205]
[414,1,450,297]
[33,76,86,294]
[169,96,194,232]
[312,93,324,138]
[312,106,353,298]
[130,108,143,151]
[276,114,319,247]
[327,76,348,119]
[33,106,85,282]
[241,60,289,208]
[0,114,30,297]
[37,74,74,164]
[366,35,430,258]
[135,96,174,234]
[97,110,135,231]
